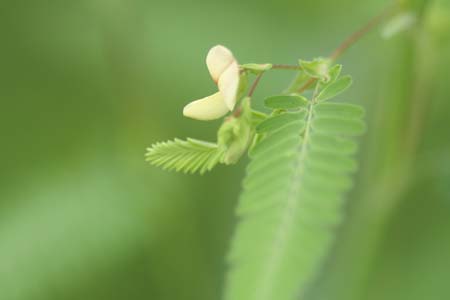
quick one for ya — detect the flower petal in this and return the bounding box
[183,92,229,121]
[206,45,235,83]
[218,61,240,110]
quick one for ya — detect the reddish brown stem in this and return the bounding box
[297,3,396,92]
[248,72,265,97]
[329,3,395,61]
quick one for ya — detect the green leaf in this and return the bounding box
[317,75,353,102]
[264,95,308,110]
[249,122,305,158]
[314,102,365,119]
[224,99,365,300]
[241,63,273,74]
[328,64,342,83]
[145,138,225,174]
[309,134,358,155]
[299,58,331,82]
[251,110,269,127]
[312,117,366,136]
[256,111,306,134]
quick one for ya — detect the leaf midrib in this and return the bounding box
[254,103,314,300]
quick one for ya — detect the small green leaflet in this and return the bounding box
[313,117,366,136]
[256,111,306,133]
[241,63,273,74]
[327,64,342,84]
[312,103,365,136]
[317,75,353,102]
[314,102,365,119]
[299,58,331,82]
[264,95,308,110]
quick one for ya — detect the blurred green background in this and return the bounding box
[1,0,449,299]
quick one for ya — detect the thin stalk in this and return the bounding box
[271,64,304,71]
[297,3,397,92]
[248,72,265,98]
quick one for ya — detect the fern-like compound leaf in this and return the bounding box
[145,138,225,174]
[225,99,365,300]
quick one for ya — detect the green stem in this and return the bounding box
[271,64,304,71]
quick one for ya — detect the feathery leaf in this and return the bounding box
[145,138,225,174]
[225,96,365,300]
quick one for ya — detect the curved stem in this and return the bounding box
[329,3,396,61]
[234,72,266,117]
[244,3,396,101]
[297,3,397,92]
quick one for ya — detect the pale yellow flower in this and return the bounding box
[183,45,240,121]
